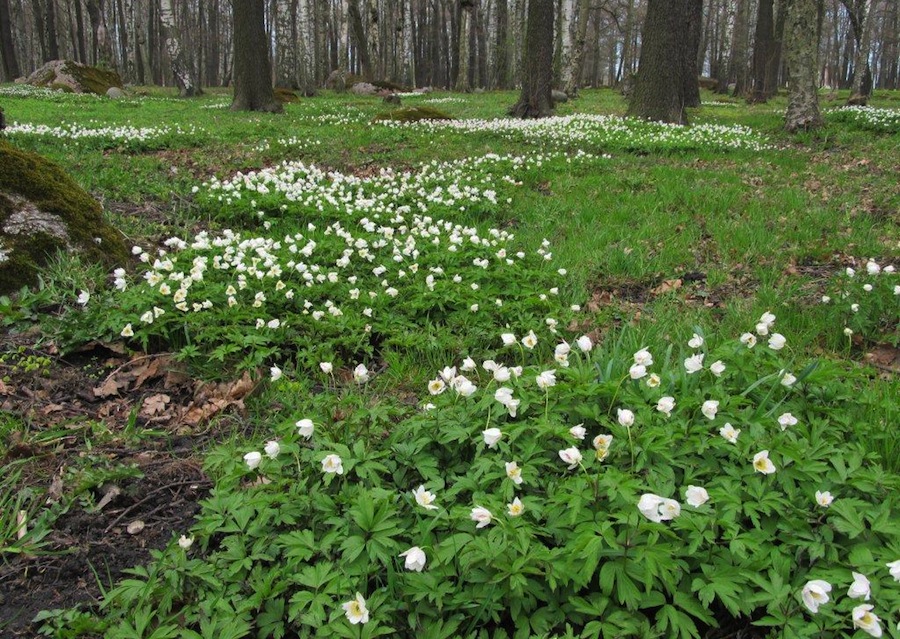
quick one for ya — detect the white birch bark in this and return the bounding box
[401,0,416,86]
[848,0,875,103]
[558,0,576,92]
[159,0,197,96]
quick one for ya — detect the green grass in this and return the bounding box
[1,83,897,637]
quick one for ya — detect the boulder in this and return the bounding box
[551,89,568,104]
[26,59,123,95]
[350,82,379,96]
[383,94,401,106]
[0,140,127,295]
[106,86,126,99]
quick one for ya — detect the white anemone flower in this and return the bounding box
[507,497,525,517]
[848,572,871,600]
[243,451,262,470]
[684,486,709,507]
[815,490,834,507]
[470,506,493,529]
[341,592,369,625]
[617,408,635,427]
[558,447,583,469]
[575,335,593,352]
[851,604,882,638]
[656,396,675,417]
[296,419,314,439]
[752,450,776,474]
[321,454,344,475]
[399,546,427,572]
[483,428,503,448]
[505,461,523,485]
[413,485,438,510]
[684,353,704,374]
[701,400,719,420]
[801,580,832,614]
[638,494,681,523]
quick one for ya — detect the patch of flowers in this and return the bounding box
[76,219,576,373]
[829,106,900,133]
[251,136,320,153]
[76,319,899,638]
[701,100,740,107]
[378,113,774,153]
[818,258,898,346]
[0,84,101,101]
[5,120,206,150]
[197,151,599,224]
[423,97,467,104]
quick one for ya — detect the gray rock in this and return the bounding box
[552,90,568,104]
[350,82,379,96]
[106,86,126,99]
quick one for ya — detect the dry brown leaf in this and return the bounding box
[0,379,12,395]
[46,471,65,504]
[652,279,682,296]
[41,403,65,415]
[95,485,121,511]
[865,344,900,372]
[93,376,123,398]
[141,393,171,418]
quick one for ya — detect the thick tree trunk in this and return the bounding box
[401,0,415,86]
[34,0,48,62]
[115,0,127,79]
[557,0,575,92]
[628,0,701,123]
[159,0,199,95]
[206,0,219,85]
[231,0,282,112]
[133,0,145,84]
[0,0,20,79]
[44,0,58,59]
[784,0,823,132]
[620,0,635,83]
[508,0,554,118]
[275,0,297,87]
[748,0,775,102]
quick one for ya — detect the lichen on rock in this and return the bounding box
[0,139,127,294]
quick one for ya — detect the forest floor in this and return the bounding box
[0,86,897,638]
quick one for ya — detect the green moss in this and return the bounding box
[61,61,123,95]
[274,88,300,104]
[0,139,127,295]
[373,106,454,123]
[49,82,74,93]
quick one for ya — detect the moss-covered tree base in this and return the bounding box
[373,107,454,123]
[0,140,127,295]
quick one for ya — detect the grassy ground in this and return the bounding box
[0,85,897,637]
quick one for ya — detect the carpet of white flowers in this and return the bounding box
[96,317,899,638]
[378,114,774,153]
[5,121,206,150]
[828,106,900,133]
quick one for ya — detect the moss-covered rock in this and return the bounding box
[373,106,455,123]
[26,59,123,95]
[274,87,300,103]
[0,140,127,295]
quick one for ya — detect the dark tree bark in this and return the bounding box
[0,0,21,79]
[347,0,372,78]
[784,0,823,132]
[34,0,48,62]
[74,0,87,63]
[682,0,703,107]
[45,0,59,60]
[86,0,115,70]
[231,0,282,112]
[493,0,508,88]
[627,0,702,124]
[206,0,219,85]
[455,0,473,91]
[508,0,554,118]
[748,0,775,102]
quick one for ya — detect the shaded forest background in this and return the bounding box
[1,0,898,97]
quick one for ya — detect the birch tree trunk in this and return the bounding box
[366,0,380,78]
[275,0,297,87]
[455,0,472,91]
[400,0,415,86]
[557,0,575,92]
[159,0,198,95]
[784,0,823,131]
[563,0,590,96]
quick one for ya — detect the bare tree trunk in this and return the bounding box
[401,0,415,86]
[347,0,372,77]
[275,0,297,87]
[509,0,554,117]
[231,0,281,111]
[493,0,507,88]
[366,0,380,78]
[784,0,823,132]
[561,0,589,96]
[158,0,198,95]
[0,0,20,78]
[86,0,115,69]
[620,0,636,83]
[455,0,472,90]
[74,0,87,63]
[115,0,127,79]
[133,0,144,84]
[728,0,750,95]
[847,0,875,103]
[749,0,775,102]
[628,0,701,124]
